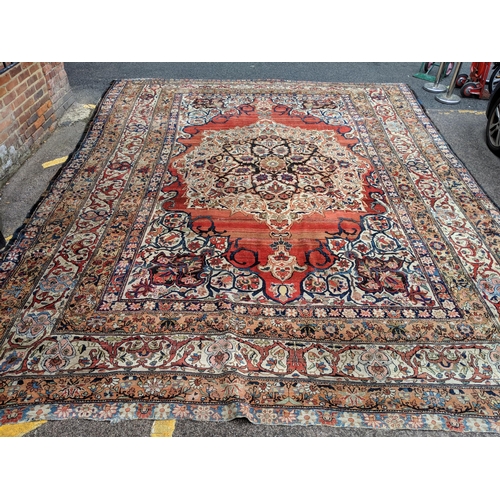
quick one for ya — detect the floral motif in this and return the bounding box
[297,410,318,425]
[206,339,233,371]
[16,312,52,339]
[359,347,392,382]
[174,119,371,232]
[42,338,75,373]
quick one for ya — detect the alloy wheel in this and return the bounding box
[486,98,500,156]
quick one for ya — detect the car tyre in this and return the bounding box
[488,64,500,95]
[486,89,500,157]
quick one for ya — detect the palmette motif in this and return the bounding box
[1,79,500,432]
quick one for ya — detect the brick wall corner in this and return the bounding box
[0,62,74,186]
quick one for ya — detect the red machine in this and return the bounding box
[455,62,492,99]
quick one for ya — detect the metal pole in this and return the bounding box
[423,63,447,93]
[436,63,462,104]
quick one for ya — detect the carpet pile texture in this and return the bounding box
[1,79,500,433]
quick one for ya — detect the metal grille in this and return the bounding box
[0,62,19,74]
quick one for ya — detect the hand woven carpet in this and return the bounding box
[1,79,500,433]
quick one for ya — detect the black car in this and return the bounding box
[486,79,500,157]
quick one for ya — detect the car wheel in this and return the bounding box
[486,90,500,157]
[488,64,500,95]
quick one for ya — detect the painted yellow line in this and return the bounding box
[0,421,47,437]
[42,156,68,169]
[435,109,484,116]
[83,104,96,109]
[151,420,176,437]
[6,235,12,242]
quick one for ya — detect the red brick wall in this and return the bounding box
[0,62,73,184]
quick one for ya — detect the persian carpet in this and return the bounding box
[1,79,500,433]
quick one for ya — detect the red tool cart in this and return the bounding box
[455,62,500,99]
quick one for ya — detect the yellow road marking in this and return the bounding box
[434,109,485,116]
[151,420,176,437]
[42,156,68,169]
[0,421,47,437]
[83,104,96,109]
[6,235,12,241]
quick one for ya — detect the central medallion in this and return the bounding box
[164,117,386,299]
[173,120,370,234]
